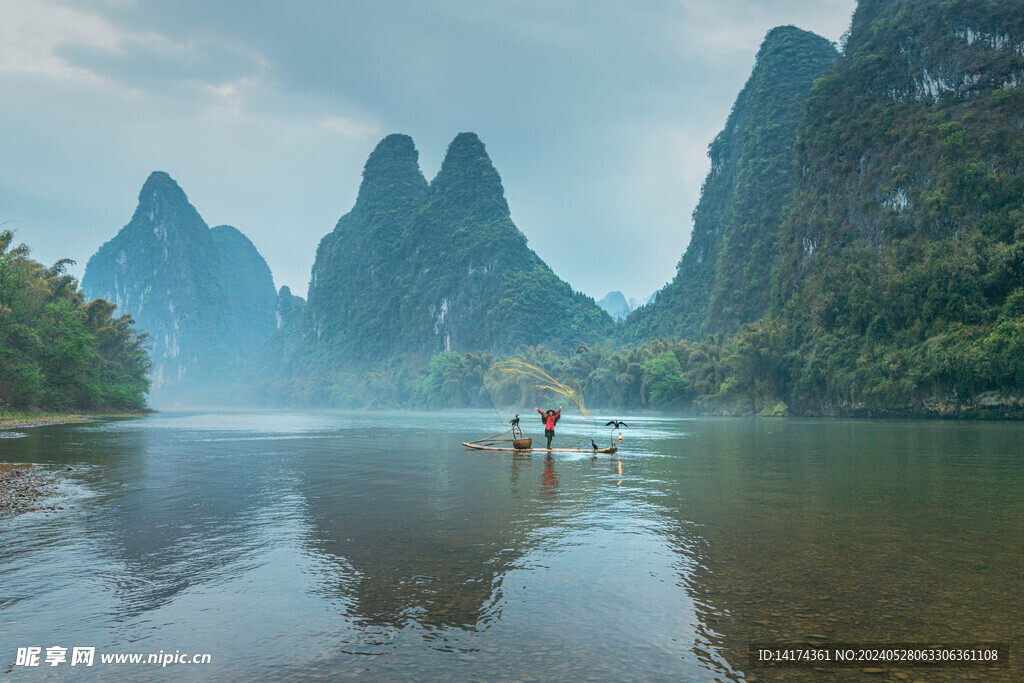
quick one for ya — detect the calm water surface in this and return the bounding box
[1,412,1021,681]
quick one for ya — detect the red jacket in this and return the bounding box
[537,408,561,430]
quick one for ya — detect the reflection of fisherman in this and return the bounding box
[535,405,563,450]
[542,453,559,495]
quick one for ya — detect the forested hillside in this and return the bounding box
[627,26,839,341]
[264,133,613,405]
[397,133,611,354]
[306,133,611,361]
[306,134,429,362]
[407,3,1024,418]
[0,230,149,411]
[766,0,1024,415]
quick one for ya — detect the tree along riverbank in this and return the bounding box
[254,336,1024,420]
[1,230,151,414]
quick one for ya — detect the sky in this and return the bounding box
[1,0,857,304]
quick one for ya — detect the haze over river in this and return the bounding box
[1,412,1020,681]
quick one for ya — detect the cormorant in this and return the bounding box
[604,420,628,429]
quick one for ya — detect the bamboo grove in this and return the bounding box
[0,230,150,411]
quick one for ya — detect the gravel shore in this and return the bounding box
[0,464,69,516]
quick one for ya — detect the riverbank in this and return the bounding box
[0,411,153,430]
[691,391,1024,420]
[0,463,68,516]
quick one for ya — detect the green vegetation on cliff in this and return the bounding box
[268,133,613,405]
[398,133,611,354]
[0,230,149,411]
[308,133,611,361]
[628,26,839,342]
[767,0,1024,415]
[306,134,429,362]
[210,224,278,359]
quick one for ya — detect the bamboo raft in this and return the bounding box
[463,442,618,454]
[464,427,617,454]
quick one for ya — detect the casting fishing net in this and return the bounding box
[481,358,597,448]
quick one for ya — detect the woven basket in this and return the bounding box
[512,438,532,450]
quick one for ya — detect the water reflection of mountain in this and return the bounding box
[4,417,575,634]
[297,434,559,631]
[7,420,293,620]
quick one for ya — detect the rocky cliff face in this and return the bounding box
[841,0,1024,104]
[82,172,277,403]
[626,26,839,342]
[249,285,307,399]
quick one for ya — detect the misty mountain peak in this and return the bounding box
[447,131,487,155]
[743,26,839,109]
[355,133,428,212]
[303,131,610,363]
[430,132,510,222]
[138,171,190,207]
[210,224,258,250]
[83,172,277,403]
[367,133,417,165]
[131,170,206,233]
[761,25,828,51]
[597,291,631,322]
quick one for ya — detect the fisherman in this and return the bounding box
[535,405,562,450]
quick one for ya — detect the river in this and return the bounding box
[1,412,1020,681]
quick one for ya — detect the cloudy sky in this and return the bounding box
[1,0,856,303]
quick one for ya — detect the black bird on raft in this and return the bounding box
[605,420,628,429]
[510,414,520,427]
[591,440,599,450]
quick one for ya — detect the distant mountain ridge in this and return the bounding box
[83,172,277,404]
[597,291,631,321]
